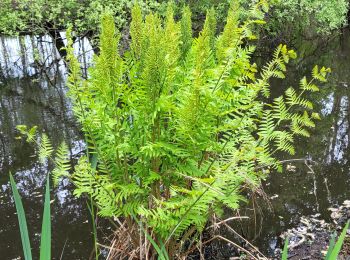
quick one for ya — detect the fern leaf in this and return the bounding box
[39,134,53,163]
[52,142,71,186]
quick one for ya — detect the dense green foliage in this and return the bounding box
[267,0,349,37]
[0,0,164,36]
[16,0,331,257]
[0,0,348,42]
[181,0,348,38]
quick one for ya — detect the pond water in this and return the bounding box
[237,29,350,257]
[0,34,95,259]
[0,29,349,259]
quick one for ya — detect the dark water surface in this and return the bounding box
[0,29,350,259]
[0,35,94,259]
[236,29,350,257]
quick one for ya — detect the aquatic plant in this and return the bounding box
[9,173,51,260]
[17,0,330,257]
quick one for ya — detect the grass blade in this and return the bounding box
[134,214,169,260]
[9,173,33,260]
[325,232,336,260]
[143,231,168,260]
[282,237,289,260]
[87,198,99,260]
[39,175,51,260]
[329,220,349,259]
[158,238,170,260]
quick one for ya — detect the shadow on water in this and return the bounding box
[0,33,96,259]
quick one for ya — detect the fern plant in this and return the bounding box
[19,0,330,257]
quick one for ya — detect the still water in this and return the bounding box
[238,29,350,257]
[0,29,349,259]
[0,34,95,259]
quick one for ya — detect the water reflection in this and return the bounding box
[0,33,93,79]
[0,33,94,259]
[238,29,350,256]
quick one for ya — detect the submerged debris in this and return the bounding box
[275,200,350,259]
[280,215,330,250]
[329,200,350,229]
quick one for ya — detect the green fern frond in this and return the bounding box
[272,96,288,120]
[180,5,192,60]
[205,7,217,51]
[130,3,143,60]
[16,125,37,143]
[164,4,181,70]
[258,111,275,140]
[291,121,310,137]
[216,1,241,62]
[72,156,95,197]
[312,65,331,82]
[52,142,71,186]
[39,134,53,163]
[273,131,295,155]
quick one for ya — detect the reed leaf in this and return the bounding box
[39,175,51,260]
[9,173,33,260]
[143,231,169,260]
[282,237,289,260]
[136,214,169,260]
[328,220,349,259]
[325,232,336,259]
